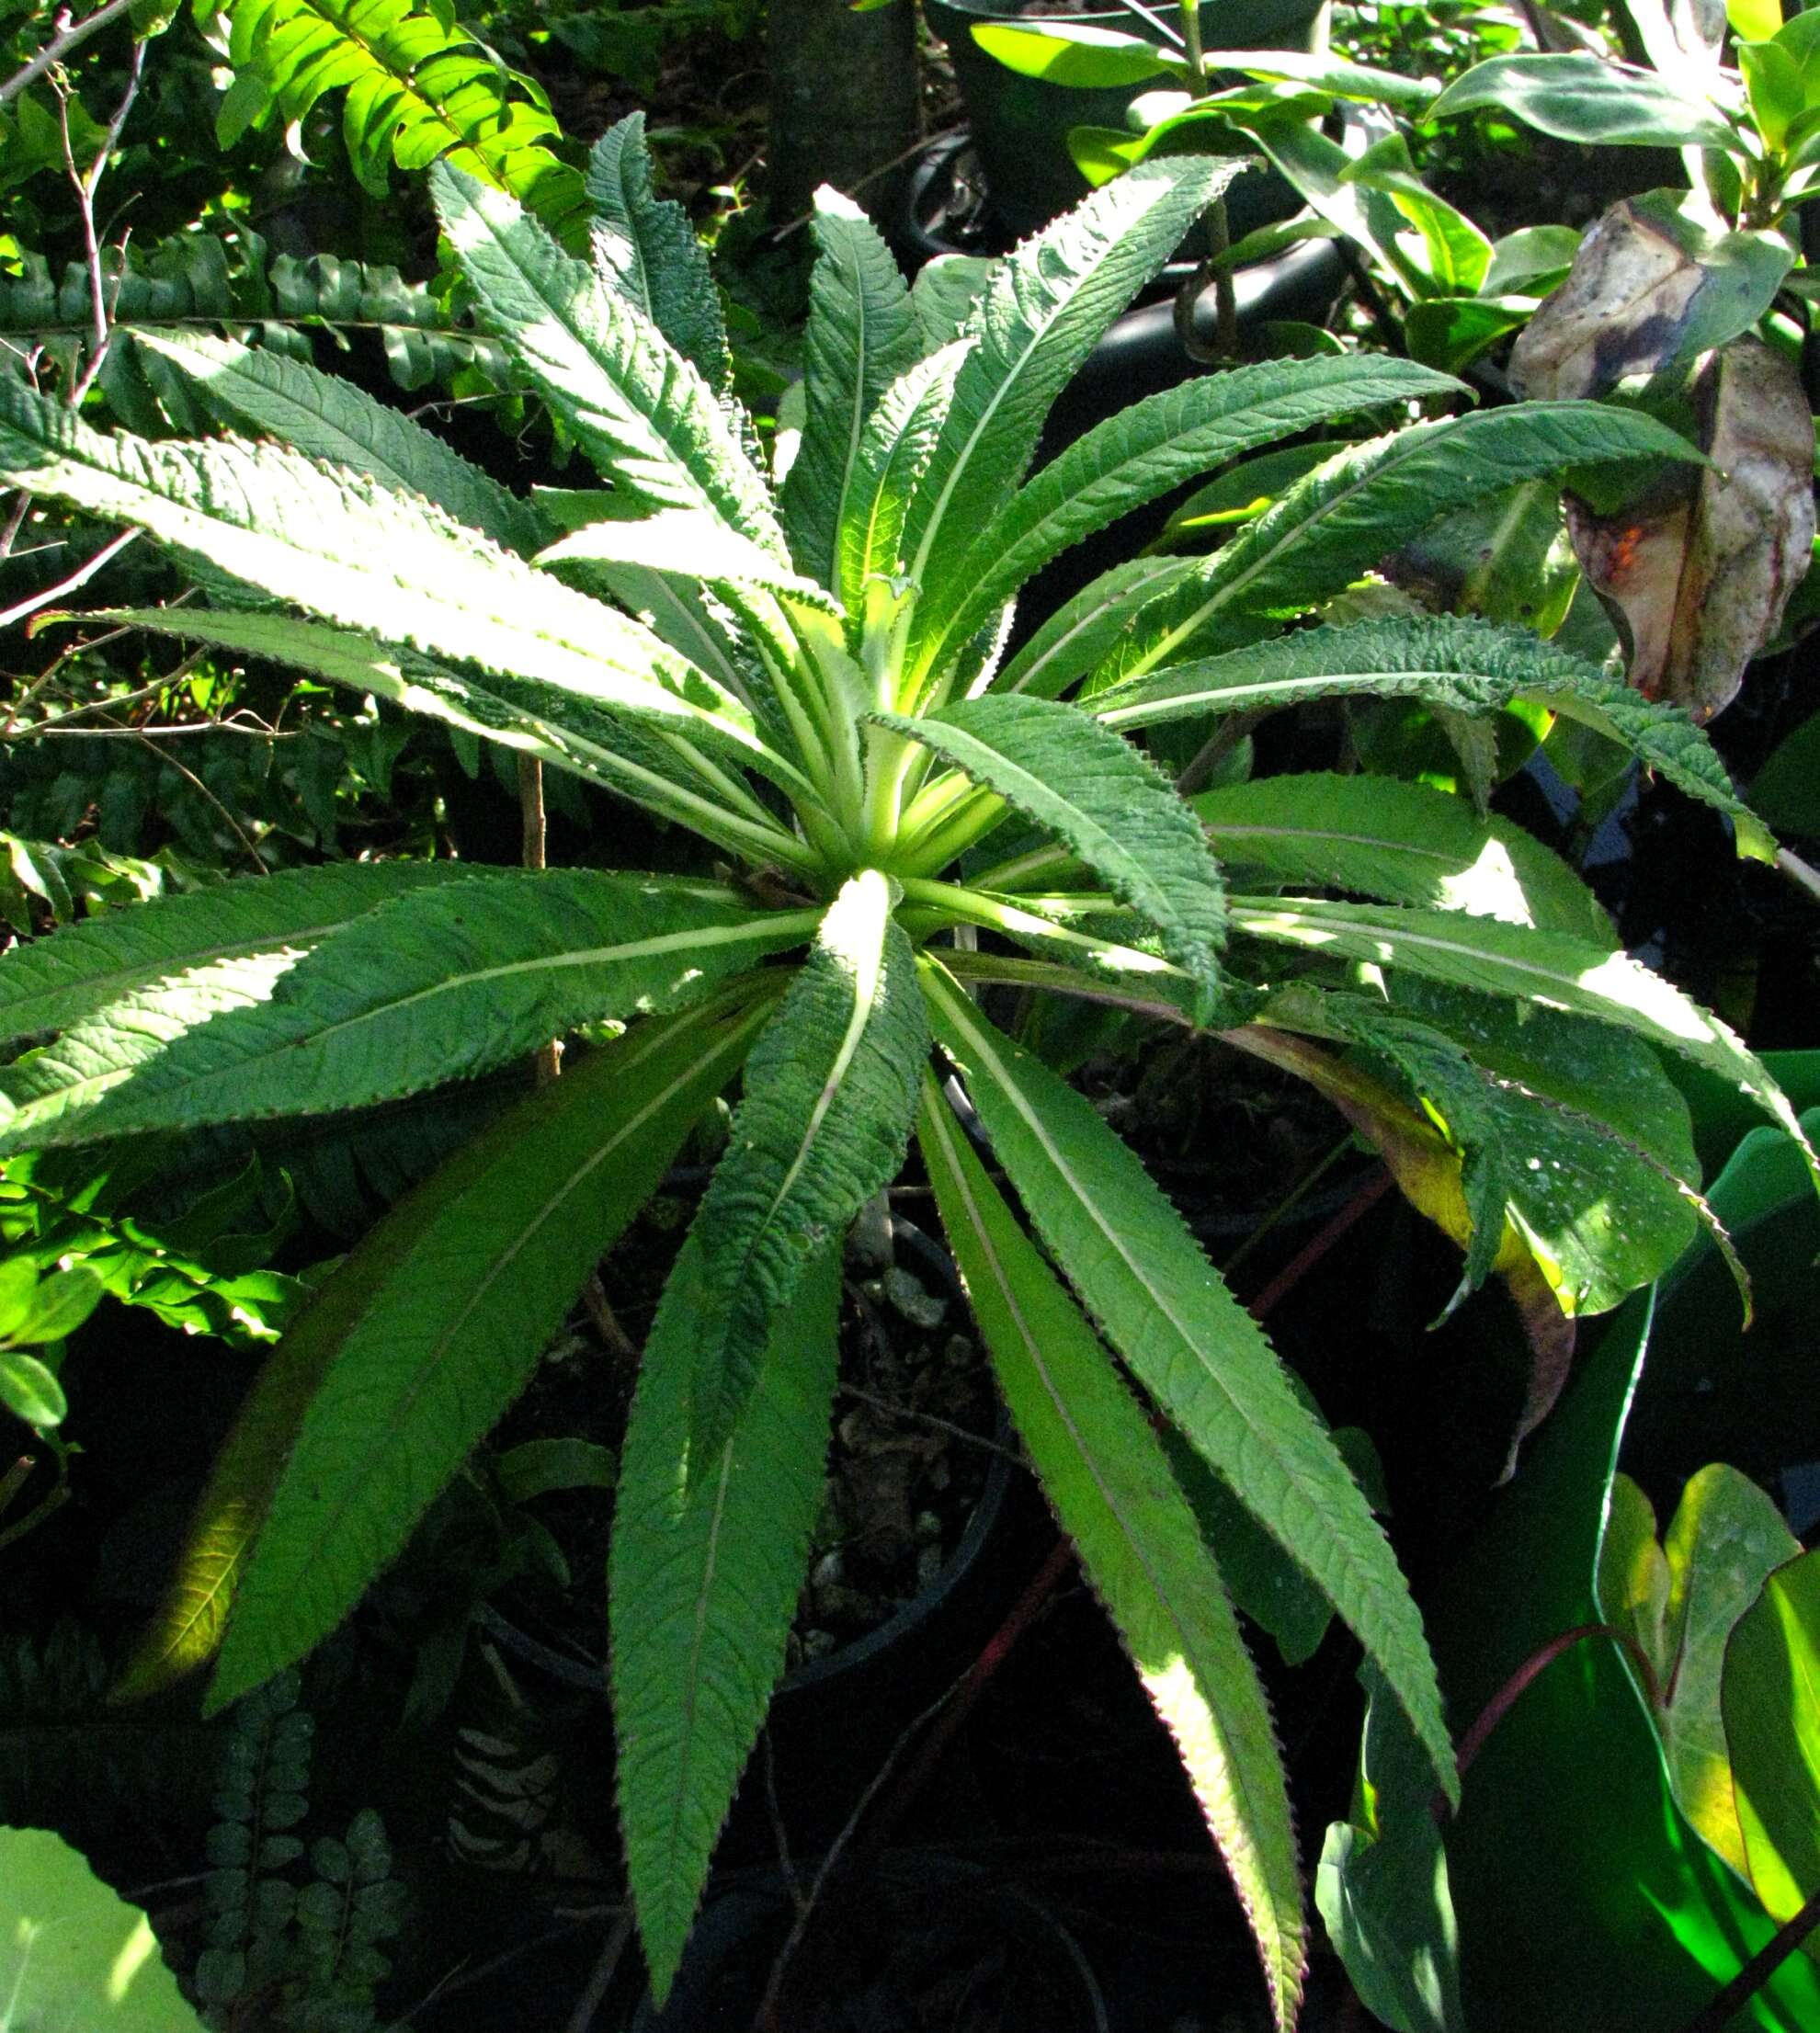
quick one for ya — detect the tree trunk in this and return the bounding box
[768,0,921,228]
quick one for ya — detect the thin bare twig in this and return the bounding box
[0,0,139,110]
[130,727,268,871]
[0,527,139,632]
[0,494,30,564]
[59,36,145,405]
[561,1909,632,2033]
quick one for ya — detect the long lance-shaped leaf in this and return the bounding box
[909,356,1462,697]
[1192,773,1615,941]
[70,606,816,873]
[0,861,469,1048]
[780,189,925,591]
[431,163,786,558]
[130,330,542,555]
[1092,616,1760,843]
[684,869,927,1466]
[1229,895,1817,1179]
[0,872,818,1152]
[836,340,972,624]
[537,509,838,615]
[995,554,1197,699]
[918,1082,1306,2028]
[114,988,775,1709]
[0,380,784,775]
[898,158,1235,611]
[1081,406,1706,690]
[919,958,1456,1800]
[586,113,732,394]
[881,695,1226,1008]
[611,1237,839,2004]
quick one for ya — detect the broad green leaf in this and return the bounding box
[129,330,541,554]
[0,381,777,769]
[919,1083,1307,2029]
[0,873,818,1150]
[899,158,1234,610]
[586,112,732,394]
[0,1825,209,2030]
[911,355,1462,690]
[970,19,1180,88]
[683,870,927,1463]
[0,1349,67,1426]
[1347,133,1493,298]
[1082,408,1706,688]
[0,860,466,1048]
[9,1263,106,1345]
[1190,773,1614,941]
[1231,895,1814,1174]
[611,1239,838,2003]
[1600,1467,1799,1877]
[995,554,1196,699]
[1093,616,1758,842]
[73,606,816,872]
[882,694,1226,1005]
[494,1436,618,1503]
[920,959,1456,1800]
[1724,1547,1820,1948]
[119,991,773,1707]
[429,163,785,556]
[780,188,924,591]
[1316,1666,1465,2033]
[836,339,973,622]
[1428,53,1743,153]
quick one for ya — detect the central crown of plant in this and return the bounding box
[0,117,1811,2031]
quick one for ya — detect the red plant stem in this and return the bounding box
[1677,1881,1820,2033]
[1246,1167,1393,1323]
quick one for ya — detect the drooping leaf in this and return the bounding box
[780,188,925,591]
[1599,1466,1799,1877]
[611,1239,839,2003]
[430,163,784,556]
[0,860,466,1049]
[909,355,1461,691]
[129,330,541,554]
[118,990,775,1707]
[1428,52,1743,152]
[897,158,1235,606]
[683,870,927,1463]
[1083,406,1706,688]
[586,112,732,394]
[1092,615,1763,843]
[1189,772,1614,941]
[1316,1665,1465,2033]
[919,1083,1307,2029]
[882,694,1226,1007]
[969,19,1180,88]
[0,873,818,1150]
[1724,1546,1820,1948]
[920,958,1456,1800]
[1229,895,1814,1175]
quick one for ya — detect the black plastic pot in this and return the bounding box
[921,0,1329,243]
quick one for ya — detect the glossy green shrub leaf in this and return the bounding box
[118,991,772,1707]
[781,188,924,591]
[612,1241,839,2003]
[0,874,816,1149]
[920,1085,1306,2028]
[586,113,731,394]
[1429,53,1742,152]
[883,695,1226,1005]
[684,871,927,1461]
[0,1825,208,2029]
[921,959,1456,1801]
[970,20,1179,88]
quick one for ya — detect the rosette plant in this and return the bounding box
[0,122,1810,2025]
